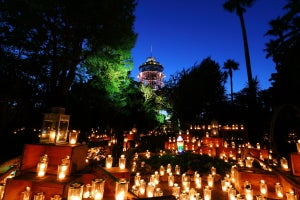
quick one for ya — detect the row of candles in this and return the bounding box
[36,154,71,181]
[21,186,62,200]
[189,124,245,130]
[108,150,299,200]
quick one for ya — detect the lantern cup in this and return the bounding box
[92,178,105,200]
[37,161,48,177]
[68,182,83,200]
[57,164,69,180]
[69,130,79,145]
[33,192,45,200]
[119,155,126,169]
[105,155,113,168]
[50,195,62,200]
[115,178,129,200]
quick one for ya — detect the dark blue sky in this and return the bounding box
[131,0,287,93]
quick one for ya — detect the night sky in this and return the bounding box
[131,0,287,93]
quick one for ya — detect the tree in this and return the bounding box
[0,0,137,108]
[164,57,227,129]
[265,0,300,156]
[223,59,239,103]
[265,0,300,106]
[223,0,256,104]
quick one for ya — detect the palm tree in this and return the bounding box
[223,0,256,103]
[223,59,239,103]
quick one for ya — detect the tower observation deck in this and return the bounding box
[137,56,165,90]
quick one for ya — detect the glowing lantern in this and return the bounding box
[177,133,184,153]
[40,107,70,144]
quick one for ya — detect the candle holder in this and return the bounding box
[40,107,70,144]
[168,173,174,187]
[50,195,62,200]
[33,192,45,200]
[69,130,79,145]
[119,155,126,169]
[207,174,214,188]
[105,155,113,168]
[172,183,180,198]
[21,186,32,200]
[204,186,211,200]
[82,184,92,199]
[134,173,141,186]
[146,182,155,197]
[57,163,69,180]
[115,178,128,200]
[68,182,83,200]
[275,182,283,198]
[36,160,48,177]
[92,178,105,200]
[259,180,268,196]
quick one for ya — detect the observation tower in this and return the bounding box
[137,56,165,90]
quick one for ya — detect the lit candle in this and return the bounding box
[37,161,47,177]
[207,174,214,188]
[115,179,128,200]
[139,179,146,195]
[49,130,56,143]
[134,173,141,186]
[211,166,216,176]
[260,180,268,196]
[286,190,297,200]
[280,157,289,170]
[92,178,105,200]
[105,155,113,168]
[119,155,126,169]
[146,182,155,197]
[275,182,283,198]
[204,186,211,200]
[57,164,68,180]
[67,183,83,200]
[168,172,174,187]
[245,157,254,168]
[69,130,79,144]
[245,188,253,200]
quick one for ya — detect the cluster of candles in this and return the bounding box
[189,124,244,130]
[36,154,70,181]
[67,178,128,200]
[21,186,62,200]
[129,163,218,200]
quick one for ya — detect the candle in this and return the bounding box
[139,179,146,195]
[92,178,105,200]
[275,182,283,198]
[119,155,126,169]
[168,173,174,187]
[37,161,47,177]
[260,180,268,196]
[204,186,211,200]
[57,164,68,180]
[105,155,113,168]
[49,130,56,143]
[207,174,214,188]
[68,183,83,200]
[69,130,79,144]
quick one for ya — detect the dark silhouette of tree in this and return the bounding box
[163,57,227,129]
[223,0,256,105]
[265,0,300,106]
[223,59,239,103]
[265,0,300,157]
[0,0,137,108]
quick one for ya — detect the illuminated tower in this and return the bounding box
[137,56,165,90]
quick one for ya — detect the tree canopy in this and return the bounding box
[0,0,137,107]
